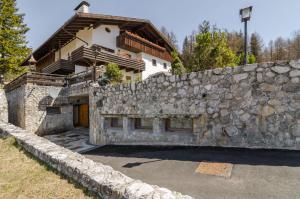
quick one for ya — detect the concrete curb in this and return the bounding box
[0,121,193,199]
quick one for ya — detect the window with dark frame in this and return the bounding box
[152,59,157,66]
[110,117,123,128]
[134,118,153,130]
[163,63,167,69]
[126,76,132,81]
[46,107,61,115]
[165,118,193,132]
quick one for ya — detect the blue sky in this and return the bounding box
[17,0,300,51]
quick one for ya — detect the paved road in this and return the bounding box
[84,146,300,199]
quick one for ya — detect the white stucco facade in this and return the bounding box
[92,25,120,51]
[140,53,171,80]
[54,24,171,78]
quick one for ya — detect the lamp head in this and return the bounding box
[240,6,253,22]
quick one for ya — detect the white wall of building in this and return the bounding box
[92,25,120,51]
[140,53,171,80]
[54,28,92,62]
[55,39,76,61]
[76,28,92,48]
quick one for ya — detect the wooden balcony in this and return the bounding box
[117,31,172,62]
[42,59,75,74]
[4,72,67,92]
[71,45,145,72]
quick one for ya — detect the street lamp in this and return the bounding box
[240,6,253,65]
[91,45,101,82]
[28,54,37,72]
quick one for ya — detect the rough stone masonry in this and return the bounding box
[0,121,192,199]
[5,84,73,135]
[90,60,300,149]
[0,89,8,123]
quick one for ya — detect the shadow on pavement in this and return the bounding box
[83,145,300,167]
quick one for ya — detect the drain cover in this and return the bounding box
[195,162,233,178]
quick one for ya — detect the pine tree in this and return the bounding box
[171,51,186,75]
[182,36,193,70]
[274,37,286,60]
[192,31,237,71]
[250,32,263,62]
[227,31,243,55]
[293,31,300,59]
[198,20,210,34]
[160,26,178,50]
[0,0,30,75]
[269,40,274,61]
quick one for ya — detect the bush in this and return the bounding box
[104,63,123,84]
[171,51,186,75]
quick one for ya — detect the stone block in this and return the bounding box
[271,66,291,74]
[243,64,258,72]
[261,105,275,117]
[233,73,248,82]
[290,70,300,77]
[289,60,300,69]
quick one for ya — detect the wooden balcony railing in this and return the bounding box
[117,31,172,62]
[42,59,75,74]
[71,45,145,72]
[4,72,67,92]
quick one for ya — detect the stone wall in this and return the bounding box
[6,85,25,127]
[0,121,192,199]
[0,89,8,122]
[90,60,300,149]
[6,84,73,135]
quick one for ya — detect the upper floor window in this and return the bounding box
[152,59,157,66]
[105,27,111,33]
[126,76,132,81]
[163,63,167,69]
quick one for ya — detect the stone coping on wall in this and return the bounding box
[0,121,193,199]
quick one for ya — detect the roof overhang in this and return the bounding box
[22,13,176,66]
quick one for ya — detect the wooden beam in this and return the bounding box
[93,21,102,29]
[62,28,89,46]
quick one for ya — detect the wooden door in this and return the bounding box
[79,104,89,128]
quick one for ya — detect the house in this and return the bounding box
[3,1,176,136]
[22,1,175,81]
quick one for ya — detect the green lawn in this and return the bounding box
[0,137,95,199]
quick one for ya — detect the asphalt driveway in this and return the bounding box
[84,146,300,199]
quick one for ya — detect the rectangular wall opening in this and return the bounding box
[165,118,193,133]
[109,117,123,128]
[134,118,153,130]
[46,107,61,115]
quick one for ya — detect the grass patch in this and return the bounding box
[0,137,96,199]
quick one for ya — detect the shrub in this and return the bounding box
[104,63,123,84]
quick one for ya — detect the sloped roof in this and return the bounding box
[22,12,175,65]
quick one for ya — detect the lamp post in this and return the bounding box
[91,45,101,82]
[28,54,37,72]
[240,6,253,65]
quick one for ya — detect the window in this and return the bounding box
[165,118,193,133]
[134,118,153,130]
[163,63,167,69]
[110,117,123,128]
[46,107,61,115]
[105,27,111,33]
[126,76,132,81]
[152,59,157,66]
